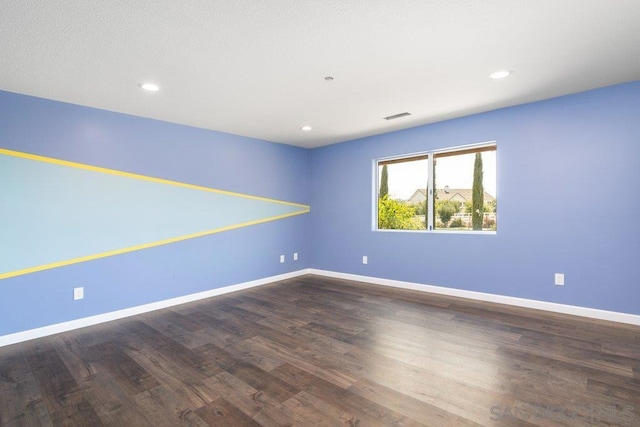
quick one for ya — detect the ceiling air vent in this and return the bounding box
[383,112,412,121]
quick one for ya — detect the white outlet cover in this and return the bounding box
[280,255,285,263]
[362,255,368,265]
[293,252,298,261]
[554,273,565,286]
[73,287,84,300]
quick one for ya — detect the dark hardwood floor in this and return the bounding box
[1,274,639,426]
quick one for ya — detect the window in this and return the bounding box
[376,143,496,232]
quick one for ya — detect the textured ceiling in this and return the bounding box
[1,1,639,148]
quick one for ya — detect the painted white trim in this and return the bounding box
[0,269,312,348]
[309,269,640,327]
[4,266,637,348]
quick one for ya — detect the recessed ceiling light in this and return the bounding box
[139,82,160,92]
[301,126,312,131]
[489,70,512,80]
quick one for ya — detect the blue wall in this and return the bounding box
[310,81,640,315]
[0,91,310,336]
[2,80,639,338]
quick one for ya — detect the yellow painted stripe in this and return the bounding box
[0,208,310,280]
[0,148,310,209]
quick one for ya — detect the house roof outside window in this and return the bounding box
[407,189,495,205]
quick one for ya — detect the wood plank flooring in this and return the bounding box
[1,274,639,426]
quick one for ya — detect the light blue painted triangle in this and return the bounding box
[0,150,309,278]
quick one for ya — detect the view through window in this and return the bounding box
[377,143,496,232]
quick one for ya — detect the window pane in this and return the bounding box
[377,157,428,230]
[433,149,496,230]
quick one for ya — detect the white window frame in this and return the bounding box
[374,141,497,234]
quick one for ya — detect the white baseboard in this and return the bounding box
[0,269,312,348]
[309,269,640,327]
[3,267,637,348]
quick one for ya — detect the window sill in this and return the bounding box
[375,228,497,235]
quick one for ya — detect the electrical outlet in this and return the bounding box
[280,254,285,263]
[554,273,564,286]
[293,252,298,261]
[73,287,84,300]
[362,255,368,265]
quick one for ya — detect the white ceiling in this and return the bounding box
[1,1,639,148]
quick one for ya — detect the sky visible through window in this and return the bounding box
[379,152,496,200]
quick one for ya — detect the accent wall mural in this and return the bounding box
[0,148,310,279]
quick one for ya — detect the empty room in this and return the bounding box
[1,1,639,426]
